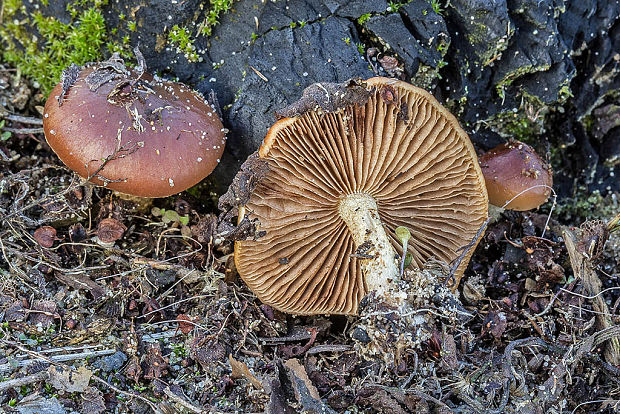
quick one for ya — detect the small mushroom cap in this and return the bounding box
[234,77,489,315]
[43,66,226,197]
[479,140,553,211]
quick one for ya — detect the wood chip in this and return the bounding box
[229,354,263,389]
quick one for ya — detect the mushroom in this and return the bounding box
[231,77,489,315]
[479,139,553,211]
[42,51,226,198]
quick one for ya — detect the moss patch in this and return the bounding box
[0,0,108,95]
[554,190,619,223]
[198,0,235,37]
[168,25,200,63]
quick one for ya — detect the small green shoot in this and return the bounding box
[430,0,444,15]
[0,120,12,141]
[357,13,372,25]
[388,1,404,12]
[168,25,199,62]
[608,212,620,233]
[356,42,365,55]
[152,207,191,237]
[395,226,412,277]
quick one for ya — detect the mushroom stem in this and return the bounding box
[338,193,400,298]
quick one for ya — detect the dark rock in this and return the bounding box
[492,0,574,104]
[92,351,128,372]
[444,0,512,71]
[400,0,450,66]
[558,0,620,51]
[600,128,620,167]
[351,327,371,343]
[365,1,449,80]
[257,0,330,32]
[327,0,387,18]
[226,16,373,182]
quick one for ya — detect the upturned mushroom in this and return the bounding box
[479,139,553,211]
[42,49,226,198]
[230,77,489,315]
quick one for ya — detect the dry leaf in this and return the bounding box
[55,272,106,300]
[125,355,142,383]
[81,386,106,414]
[29,300,58,329]
[97,218,127,243]
[143,342,168,379]
[229,354,263,389]
[34,226,57,248]
[176,314,196,334]
[16,393,66,414]
[48,365,92,393]
[284,358,335,413]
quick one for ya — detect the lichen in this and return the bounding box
[554,190,619,224]
[495,63,552,102]
[483,104,547,146]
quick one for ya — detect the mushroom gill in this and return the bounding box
[234,77,488,315]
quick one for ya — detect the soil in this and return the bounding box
[1,1,620,413]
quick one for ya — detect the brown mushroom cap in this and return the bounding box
[234,77,489,315]
[43,65,226,197]
[479,139,552,211]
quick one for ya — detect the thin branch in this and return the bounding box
[1,340,163,414]
[3,127,44,134]
[0,370,49,392]
[0,114,43,125]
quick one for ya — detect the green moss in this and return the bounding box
[558,83,573,102]
[357,13,372,25]
[1,1,107,94]
[411,64,441,90]
[484,106,546,146]
[199,0,235,37]
[554,190,619,223]
[387,1,407,12]
[495,63,551,101]
[168,25,199,62]
[429,0,444,15]
[462,18,513,67]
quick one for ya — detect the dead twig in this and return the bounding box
[564,227,620,366]
[2,127,44,134]
[1,340,163,414]
[0,114,43,125]
[0,370,49,392]
[495,326,620,412]
[0,347,116,374]
[448,217,490,285]
[163,386,205,413]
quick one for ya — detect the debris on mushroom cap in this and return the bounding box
[479,139,553,211]
[42,51,226,198]
[232,77,489,316]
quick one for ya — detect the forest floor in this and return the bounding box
[0,59,620,414]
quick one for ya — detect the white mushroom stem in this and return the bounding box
[338,193,401,299]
